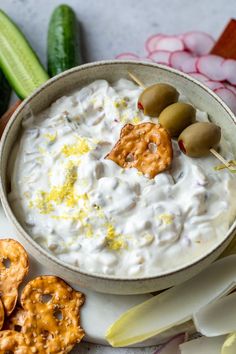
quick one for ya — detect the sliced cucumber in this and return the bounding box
[0,69,11,116]
[0,10,49,99]
[47,4,82,77]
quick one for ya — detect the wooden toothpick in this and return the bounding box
[128,72,146,89]
[128,72,236,173]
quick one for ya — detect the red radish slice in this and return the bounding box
[170,51,193,70]
[115,52,140,60]
[152,61,170,66]
[147,50,171,64]
[142,57,155,63]
[204,80,225,90]
[183,31,215,55]
[215,87,236,114]
[153,334,186,354]
[189,72,209,83]
[145,34,165,53]
[197,55,226,81]
[222,59,236,85]
[178,34,185,41]
[181,57,198,73]
[156,36,184,52]
[225,83,236,95]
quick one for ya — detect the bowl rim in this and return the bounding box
[1,59,236,282]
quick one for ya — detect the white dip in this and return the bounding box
[9,79,236,277]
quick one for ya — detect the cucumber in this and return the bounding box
[0,10,49,99]
[0,69,11,116]
[47,4,82,77]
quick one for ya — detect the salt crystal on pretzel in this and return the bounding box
[106,122,173,178]
[0,239,29,316]
[20,275,84,353]
[0,330,32,353]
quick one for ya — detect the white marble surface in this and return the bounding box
[0,0,235,352]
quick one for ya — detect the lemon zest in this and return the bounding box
[104,223,125,251]
[44,132,57,142]
[158,214,174,225]
[114,99,128,109]
[38,146,46,155]
[61,137,91,157]
[31,162,83,213]
[131,116,141,124]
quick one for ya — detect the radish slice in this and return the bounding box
[183,31,215,55]
[106,256,236,347]
[189,72,209,83]
[178,34,185,41]
[115,52,140,60]
[193,292,236,336]
[225,83,236,95]
[154,334,186,354]
[142,57,156,63]
[156,36,184,52]
[169,51,193,70]
[197,55,226,81]
[180,336,225,354]
[222,59,236,85]
[215,88,236,114]
[147,50,171,64]
[145,34,165,53]
[204,81,225,90]
[222,333,236,354]
[181,57,199,73]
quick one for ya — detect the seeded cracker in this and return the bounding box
[0,239,29,315]
[3,306,26,331]
[0,330,32,353]
[106,122,173,178]
[20,275,85,353]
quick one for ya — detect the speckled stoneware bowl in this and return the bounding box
[1,60,236,295]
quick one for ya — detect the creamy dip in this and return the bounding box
[9,79,236,277]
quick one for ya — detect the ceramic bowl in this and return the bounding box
[1,60,236,295]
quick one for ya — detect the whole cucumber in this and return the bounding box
[0,69,11,116]
[47,4,82,77]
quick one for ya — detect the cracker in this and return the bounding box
[20,275,85,353]
[106,122,173,178]
[0,239,29,315]
[0,330,32,353]
[3,306,26,331]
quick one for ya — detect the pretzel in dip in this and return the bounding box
[106,122,173,178]
[0,239,29,316]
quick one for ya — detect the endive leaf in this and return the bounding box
[221,333,236,354]
[106,256,236,347]
[179,336,225,354]
[193,292,236,336]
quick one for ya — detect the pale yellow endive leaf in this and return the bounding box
[106,256,236,347]
[221,333,236,354]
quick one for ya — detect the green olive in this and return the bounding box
[159,102,196,137]
[138,83,179,117]
[178,122,221,157]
